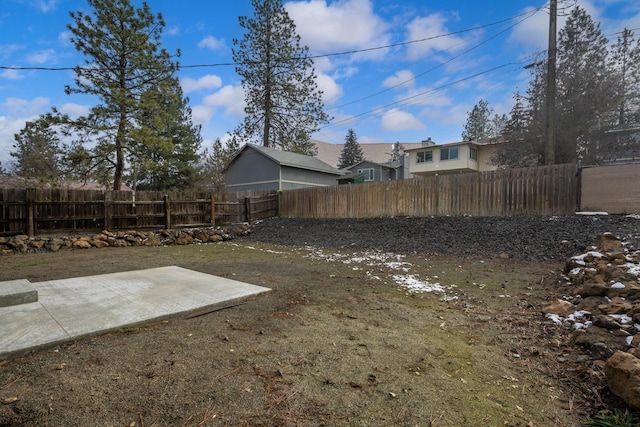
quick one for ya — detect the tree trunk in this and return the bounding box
[114,110,126,191]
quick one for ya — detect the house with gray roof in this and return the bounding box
[224,144,345,192]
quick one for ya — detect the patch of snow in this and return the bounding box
[627,336,634,346]
[611,282,626,289]
[626,214,640,220]
[392,274,445,293]
[571,251,605,263]
[576,211,609,215]
[624,263,640,277]
[610,314,632,324]
[546,313,562,324]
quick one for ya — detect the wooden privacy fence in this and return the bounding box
[0,189,278,237]
[279,163,579,218]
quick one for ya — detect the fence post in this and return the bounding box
[26,188,35,238]
[104,191,111,231]
[276,191,281,217]
[244,196,251,222]
[576,161,582,213]
[210,194,216,228]
[164,194,171,230]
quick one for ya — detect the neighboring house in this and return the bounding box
[405,139,498,176]
[313,139,422,168]
[224,144,344,192]
[340,158,410,184]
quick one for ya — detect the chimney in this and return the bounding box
[421,137,435,147]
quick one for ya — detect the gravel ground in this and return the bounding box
[247,215,640,261]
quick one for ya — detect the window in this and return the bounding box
[357,168,374,181]
[470,147,478,162]
[416,151,433,163]
[440,147,459,161]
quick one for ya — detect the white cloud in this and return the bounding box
[181,75,223,93]
[0,44,23,59]
[381,108,425,131]
[202,85,245,117]
[316,72,343,105]
[26,49,56,64]
[1,68,24,80]
[1,96,49,115]
[197,36,226,51]
[58,31,71,46]
[59,103,90,118]
[166,26,180,36]
[192,85,246,127]
[0,115,36,164]
[405,13,472,60]
[285,0,391,57]
[30,0,59,13]
[508,6,551,51]
[383,70,416,89]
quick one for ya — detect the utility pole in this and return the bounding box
[545,0,557,165]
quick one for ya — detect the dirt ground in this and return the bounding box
[0,238,618,426]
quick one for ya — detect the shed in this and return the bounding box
[225,144,344,192]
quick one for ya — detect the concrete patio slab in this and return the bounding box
[0,266,270,359]
[0,279,37,307]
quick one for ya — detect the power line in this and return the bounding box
[320,61,527,131]
[0,7,550,73]
[326,5,544,112]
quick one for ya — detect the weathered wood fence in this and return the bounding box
[0,189,278,237]
[0,163,597,237]
[279,163,579,218]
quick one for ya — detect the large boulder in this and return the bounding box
[605,351,640,409]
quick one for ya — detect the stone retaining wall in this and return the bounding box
[0,224,254,255]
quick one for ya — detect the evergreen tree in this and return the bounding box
[201,137,241,191]
[11,116,63,181]
[129,76,202,190]
[389,142,405,163]
[494,91,542,167]
[337,129,364,169]
[462,99,493,141]
[232,0,329,155]
[66,0,181,190]
[555,6,616,163]
[609,28,640,126]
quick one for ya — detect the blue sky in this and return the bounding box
[1,0,639,166]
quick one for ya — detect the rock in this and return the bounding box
[576,296,608,314]
[72,239,92,249]
[605,351,640,409]
[571,325,627,356]
[596,233,624,253]
[90,239,109,248]
[542,300,575,317]
[573,282,608,297]
[209,234,223,242]
[28,239,46,249]
[45,238,64,252]
[593,315,622,330]
[176,232,193,245]
[144,236,162,246]
[599,297,633,315]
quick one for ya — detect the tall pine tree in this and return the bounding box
[232,0,329,155]
[11,116,63,182]
[609,28,640,126]
[66,0,183,189]
[129,76,202,190]
[555,7,616,163]
[337,129,364,169]
[462,99,494,141]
